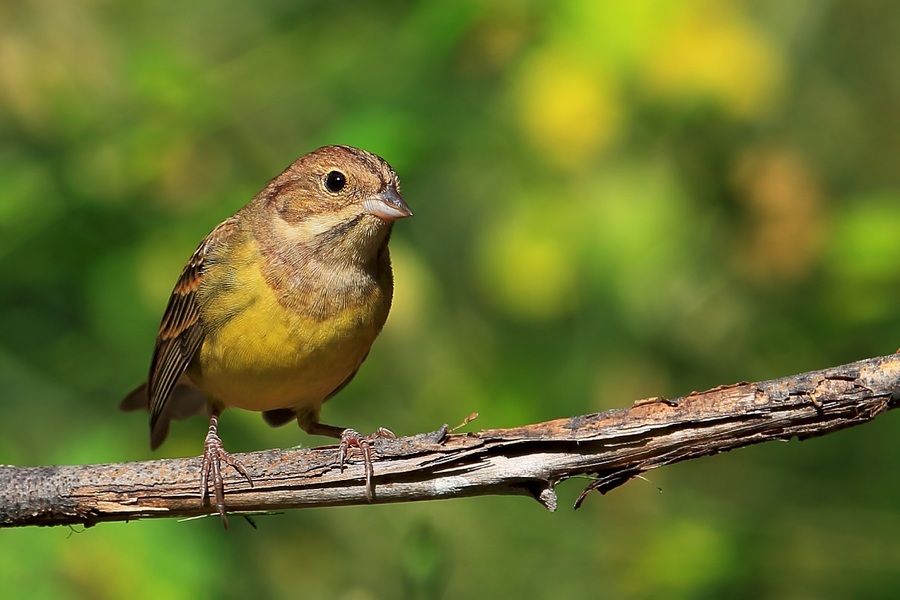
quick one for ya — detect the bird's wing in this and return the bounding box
[147,216,239,448]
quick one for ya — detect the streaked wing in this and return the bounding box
[148,217,239,437]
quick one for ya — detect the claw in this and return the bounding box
[199,411,253,528]
[338,427,395,501]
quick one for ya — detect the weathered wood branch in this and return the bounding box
[3,354,899,528]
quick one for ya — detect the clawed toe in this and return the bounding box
[199,414,253,528]
[337,427,394,502]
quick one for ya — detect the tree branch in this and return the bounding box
[3,354,899,528]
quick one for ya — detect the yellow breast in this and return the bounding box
[188,232,390,413]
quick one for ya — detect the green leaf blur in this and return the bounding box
[2,1,899,598]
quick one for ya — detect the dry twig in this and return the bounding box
[3,353,898,528]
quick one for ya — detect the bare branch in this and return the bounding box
[3,354,899,528]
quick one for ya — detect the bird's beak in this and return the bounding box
[363,187,413,221]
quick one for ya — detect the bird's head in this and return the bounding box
[254,145,412,262]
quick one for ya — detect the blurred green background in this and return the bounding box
[2,0,900,598]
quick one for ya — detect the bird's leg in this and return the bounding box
[304,422,395,501]
[338,427,396,502]
[200,408,253,528]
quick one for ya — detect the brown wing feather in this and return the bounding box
[147,217,239,445]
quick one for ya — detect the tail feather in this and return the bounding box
[119,380,208,450]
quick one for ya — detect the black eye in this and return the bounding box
[324,171,346,193]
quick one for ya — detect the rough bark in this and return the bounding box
[2,353,898,528]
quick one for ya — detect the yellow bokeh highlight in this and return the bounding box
[478,203,579,320]
[551,0,679,71]
[383,239,433,336]
[641,1,783,117]
[516,48,622,167]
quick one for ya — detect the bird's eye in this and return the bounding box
[324,171,346,193]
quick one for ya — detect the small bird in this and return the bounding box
[121,145,412,527]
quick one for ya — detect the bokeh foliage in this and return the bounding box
[2,0,900,598]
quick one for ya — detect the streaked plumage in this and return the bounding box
[122,145,412,527]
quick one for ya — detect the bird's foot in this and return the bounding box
[199,421,253,529]
[338,427,395,502]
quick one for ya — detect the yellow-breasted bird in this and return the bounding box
[121,145,412,527]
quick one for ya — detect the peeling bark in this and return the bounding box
[2,354,898,528]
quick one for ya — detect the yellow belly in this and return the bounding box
[188,235,387,413]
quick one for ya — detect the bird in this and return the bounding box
[120,145,412,527]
